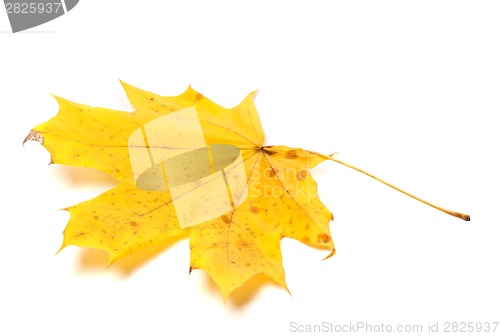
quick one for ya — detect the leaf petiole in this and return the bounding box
[309,151,470,221]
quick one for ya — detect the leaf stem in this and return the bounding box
[309,151,470,221]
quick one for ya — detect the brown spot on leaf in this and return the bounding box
[195,93,204,100]
[286,149,298,159]
[297,169,308,180]
[130,221,138,227]
[262,148,276,156]
[249,206,260,214]
[265,168,276,179]
[317,233,331,244]
[221,215,230,224]
[23,129,43,145]
[94,216,99,220]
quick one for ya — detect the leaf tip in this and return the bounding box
[249,89,260,98]
[118,79,132,90]
[106,253,119,269]
[105,260,115,270]
[23,129,43,146]
[48,93,66,106]
[183,84,197,97]
[55,242,67,256]
[283,283,292,297]
[239,89,260,106]
[322,248,336,261]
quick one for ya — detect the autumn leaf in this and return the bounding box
[25,83,334,298]
[25,82,469,299]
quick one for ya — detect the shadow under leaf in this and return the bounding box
[50,165,118,188]
[77,231,189,277]
[200,271,285,308]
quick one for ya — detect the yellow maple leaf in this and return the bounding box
[25,82,469,299]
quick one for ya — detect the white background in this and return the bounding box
[1,1,499,335]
